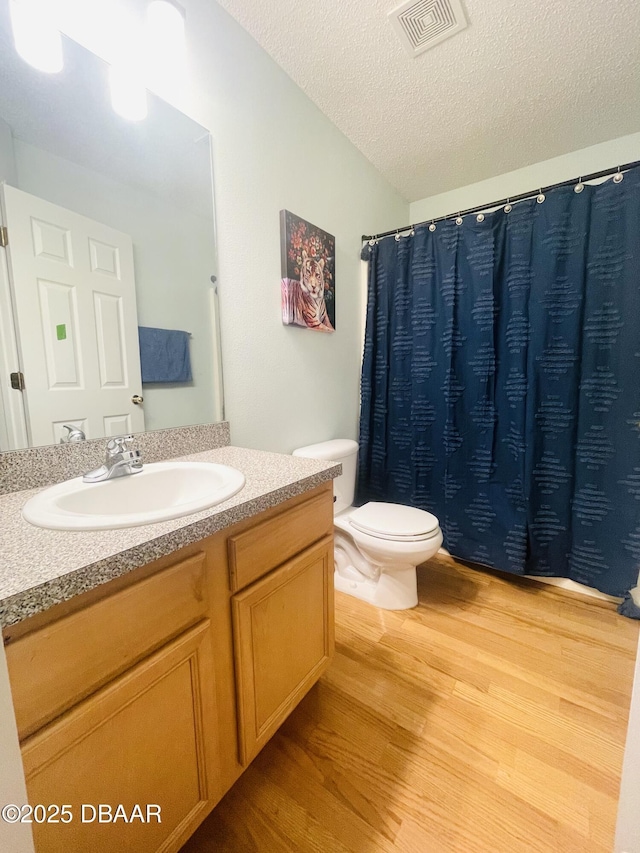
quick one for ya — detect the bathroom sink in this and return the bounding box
[22,461,246,531]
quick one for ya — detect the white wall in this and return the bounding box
[187,0,408,451]
[410,132,640,223]
[13,140,217,434]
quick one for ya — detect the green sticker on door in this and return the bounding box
[56,324,67,341]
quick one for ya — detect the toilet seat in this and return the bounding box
[349,502,440,543]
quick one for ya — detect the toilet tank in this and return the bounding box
[292,439,358,514]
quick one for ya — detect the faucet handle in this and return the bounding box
[106,435,136,456]
[60,424,86,443]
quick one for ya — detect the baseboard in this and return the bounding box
[436,547,622,604]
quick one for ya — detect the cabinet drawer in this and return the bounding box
[232,536,334,764]
[228,489,333,592]
[6,551,207,740]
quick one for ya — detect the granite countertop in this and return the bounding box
[0,446,340,629]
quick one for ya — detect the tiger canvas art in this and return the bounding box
[280,210,335,333]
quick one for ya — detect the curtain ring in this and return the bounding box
[613,166,624,184]
[574,177,584,193]
[455,213,463,225]
[395,229,401,241]
[504,199,512,213]
[536,189,546,204]
[476,212,485,223]
[410,225,415,236]
[368,239,375,246]
[429,220,436,232]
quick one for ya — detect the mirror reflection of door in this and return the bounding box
[1,185,145,448]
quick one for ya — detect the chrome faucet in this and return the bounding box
[82,436,143,483]
[60,424,86,443]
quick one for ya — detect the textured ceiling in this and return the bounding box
[215,0,640,202]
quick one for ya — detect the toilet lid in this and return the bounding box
[349,502,440,541]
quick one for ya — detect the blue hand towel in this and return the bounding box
[138,326,192,383]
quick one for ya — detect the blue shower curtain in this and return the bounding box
[357,168,640,597]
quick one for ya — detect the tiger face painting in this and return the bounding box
[298,250,334,333]
[280,210,336,332]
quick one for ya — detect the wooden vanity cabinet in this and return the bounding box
[3,482,334,853]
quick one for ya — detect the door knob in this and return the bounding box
[132,394,144,405]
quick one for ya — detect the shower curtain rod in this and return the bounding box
[361,158,640,243]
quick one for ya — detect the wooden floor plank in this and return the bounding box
[181,557,638,853]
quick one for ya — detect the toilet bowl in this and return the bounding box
[292,439,442,610]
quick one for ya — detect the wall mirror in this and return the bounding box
[0,7,223,451]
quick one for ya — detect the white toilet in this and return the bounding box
[293,439,443,610]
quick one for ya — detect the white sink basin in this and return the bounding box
[22,461,246,531]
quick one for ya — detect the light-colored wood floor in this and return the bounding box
[182,556,639,853]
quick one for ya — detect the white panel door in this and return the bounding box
[1,185,144,446]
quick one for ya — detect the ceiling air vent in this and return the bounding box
[389,0,468,57]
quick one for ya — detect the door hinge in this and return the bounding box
[0,226,7,248]
[10,371,25,391]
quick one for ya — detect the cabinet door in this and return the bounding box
[232,536,334,764]
[22,621,217,853]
